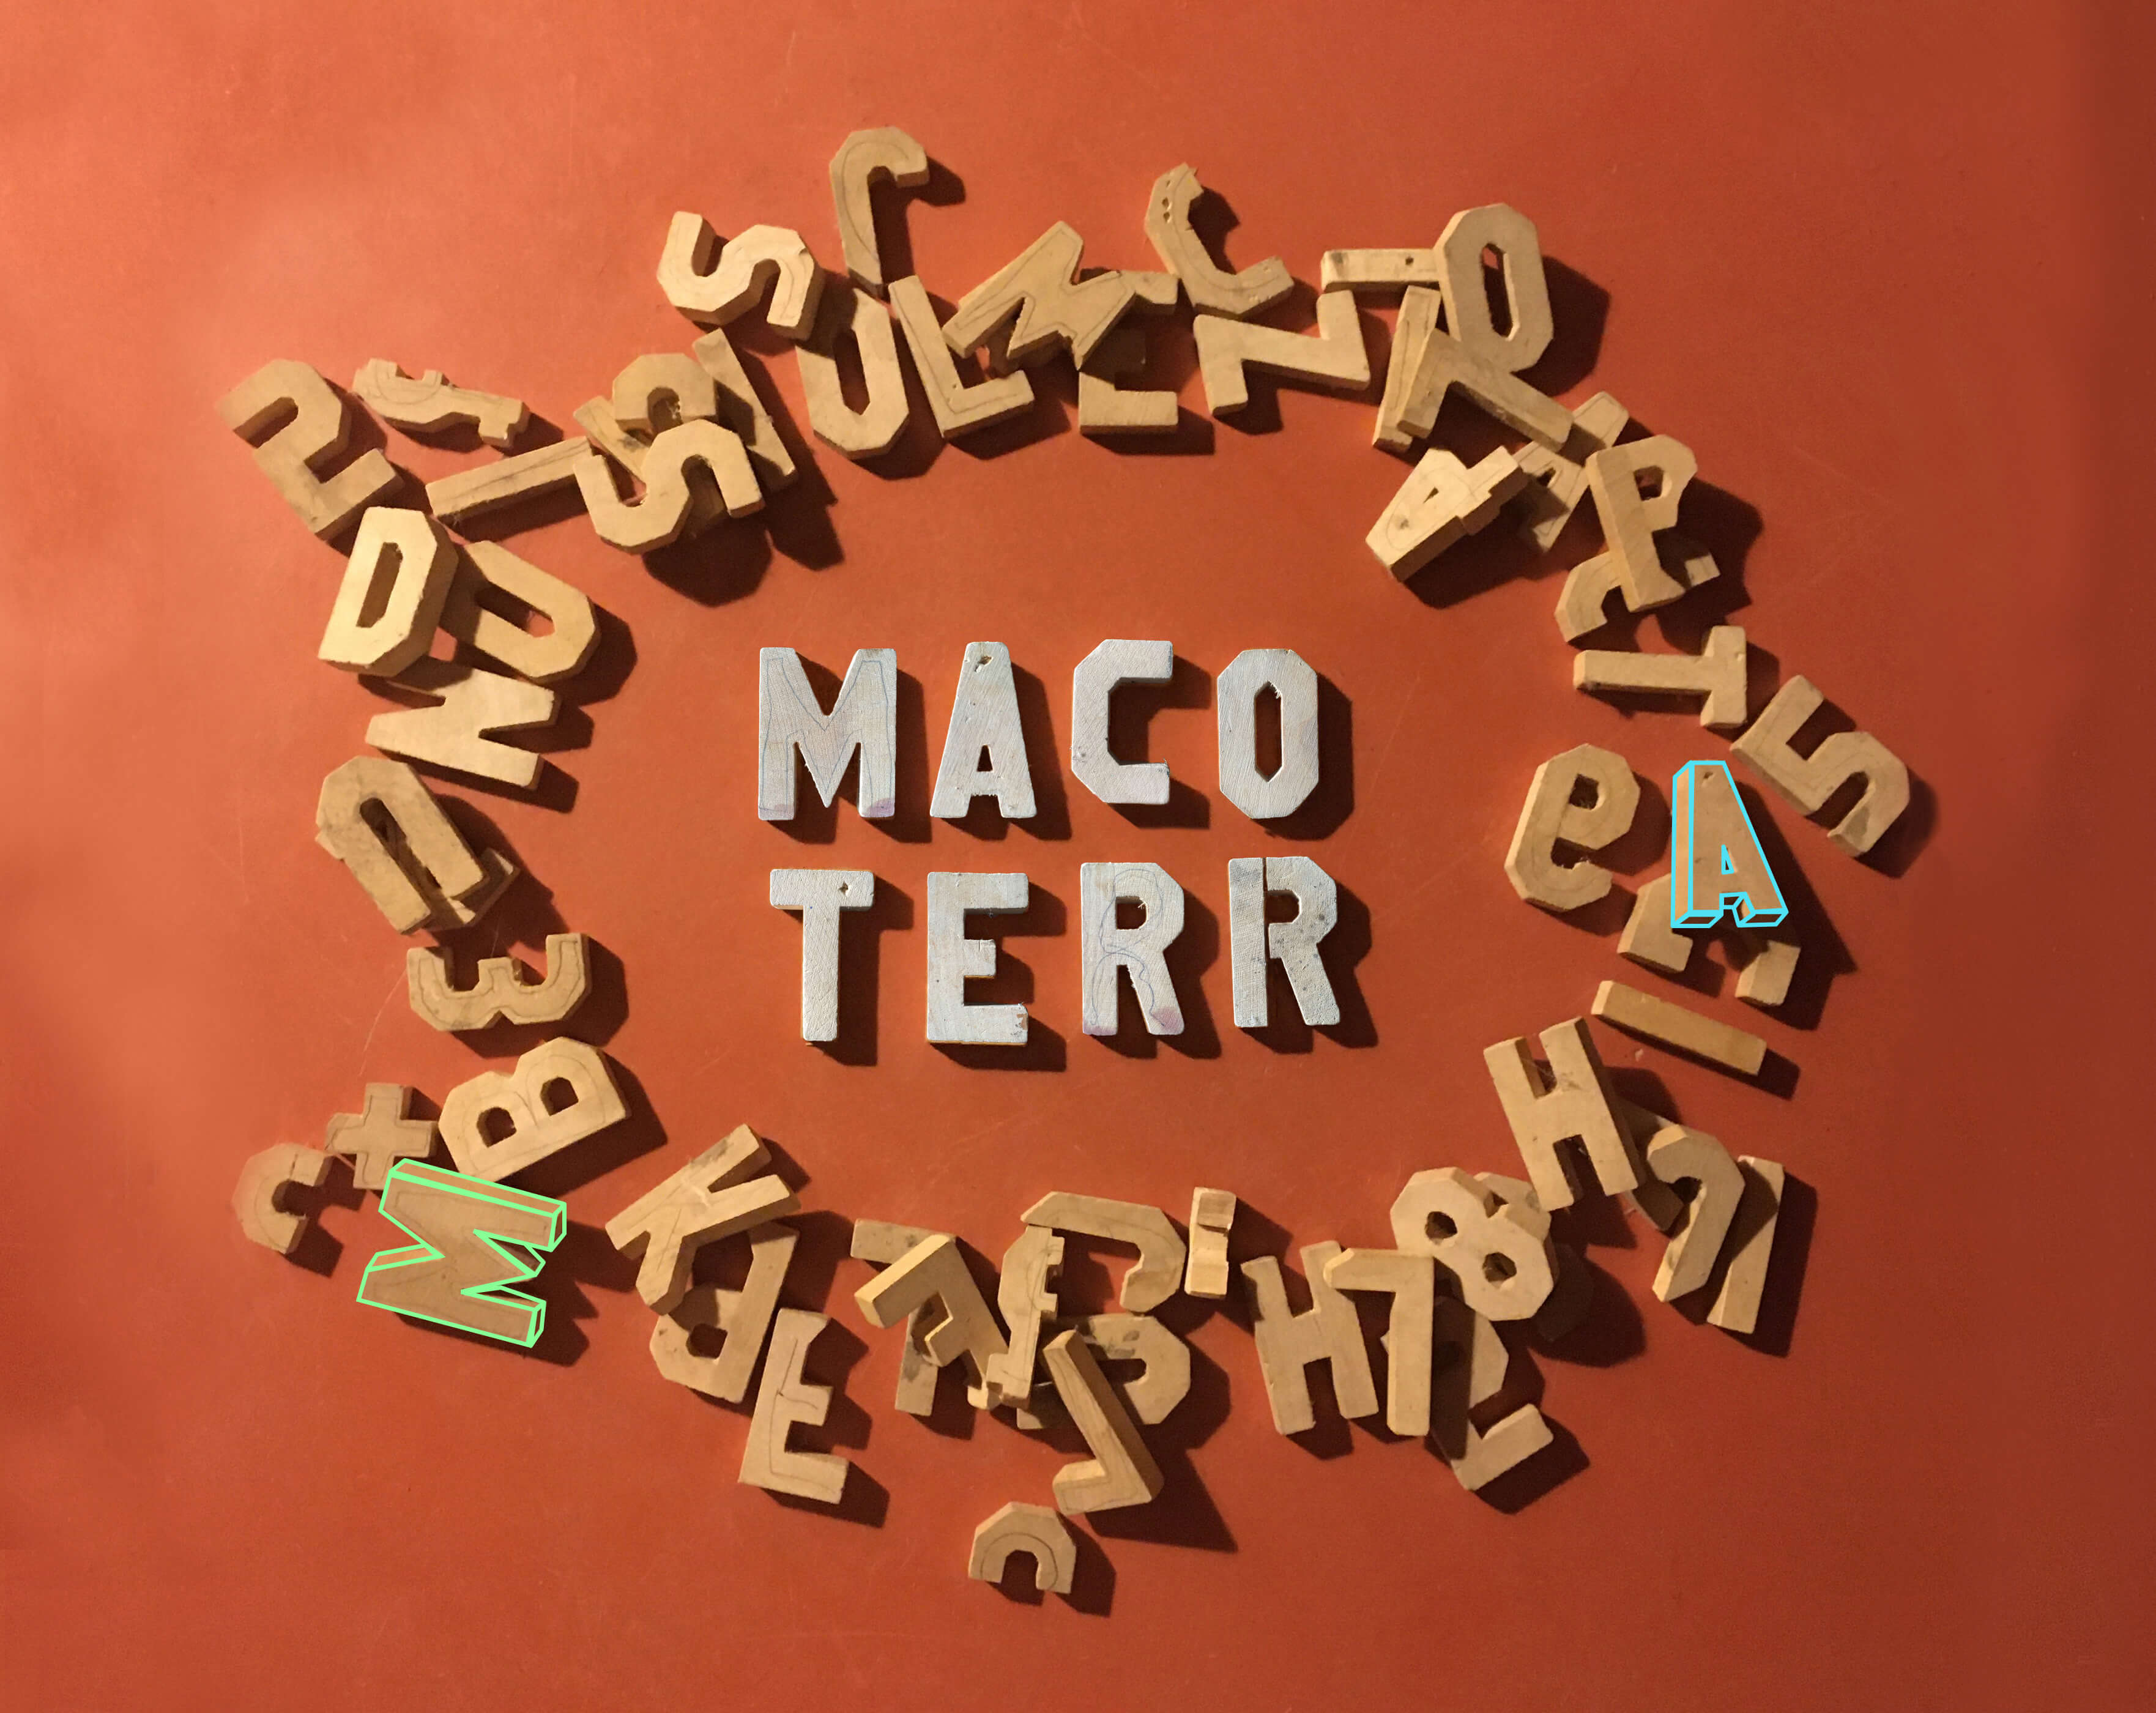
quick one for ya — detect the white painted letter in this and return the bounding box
[926,872,1030,1046]
[1070,639,1173,805]
[1216,648,1320,820]
[931,642,1036,820]
[757,647,898,820]
[1079,861,1185,1036]
[770,869,873,1042]
[1227,855,1339,1028]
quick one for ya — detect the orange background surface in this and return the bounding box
[3,2,2151,1707]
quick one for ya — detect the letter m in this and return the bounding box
[757,647,898,820]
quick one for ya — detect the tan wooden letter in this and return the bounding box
[605,1124,800,1312]
[438,1038,628,1183]
[216,359,398,538]
[1504,743,1640,913]
[1482,1017,1641,1208]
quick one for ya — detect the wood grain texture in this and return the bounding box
[1143,163,1291,318]
[351,359,526,447]
[1043,1329,1164,1514]
[364,659,558,790]
[322,1082,435,1191]
[738,1308,849,1503]
[215,359,398,537]
[1591,979,1769,1077]
[829,126,929,294]
[1731,674,1911,856]
[605,1124,800,1312]
[1193,289,1369,416]
[1483,1017,1642,1209]
[439,1037,630,1182]
[406,932,590,1032]
[1504,743,1640,913]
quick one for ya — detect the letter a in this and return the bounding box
[1671,760,1786,929]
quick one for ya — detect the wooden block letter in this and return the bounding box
[406,932,591,1032]
[942,223,1137,370]
[317,508,457,677]
[853,1232,1010,1392]
[1731,675,1910,858]
[931,642,1036,819]
[849,1219,950,1414]
[1366,448,1530,581]
[1077,325,1178,436]
[1640,1122,1745,1302]
[1504,743,1640,913]
[1079,861,1186,1037]
[574,420,760,554]
[658,217,824,339]
[1043,1329,1164,1514]
[1022,1191,1187,1314]
[232,1144,332,1255]
[984,1224,1063,1408]
[738,1308,849,1504]
[757,647,898,820]
[1216,648,1320,820]
[889,275,1035,439]
[1078,1314,1191,1424]
[437,541,599,686]
[770,869,874,1043]
[690,328,798,489]
[1227,855,1340,1028]
[1555,436,1717,639]
[1142,164,1291,318]
[438,1038,628,1183]
[1671,759,1787,928]
[1591,980,1769,1079]
[1482,1017,1641,1209]
[796,284,910,459]
[423,438,590,527]
[605,1124,800,1312]
[354,1160,565,1347]
[1707,1157,1786,1334]
[351,360,527,447]
[1194,291,1369,417]
[1574,626,1747,730]
[1241,1243,1380,1434]
[365,660,557,791]
[926,871,1030,1047]
[1069,638,1173,806]
[216,359,398,538]
[1323,1248,1436,1438]
[314,756,515,934]
[1514,391,1630,551]
[830,127,930,295]
[650,1221,798,1402]
[968,1502,1076,1595]
[1380,204,1569,455]
[1184,1188,1237,1298]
